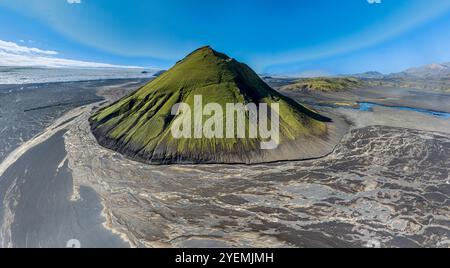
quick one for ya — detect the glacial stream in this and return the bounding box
[357,102,450,119]
[311,101,450,119]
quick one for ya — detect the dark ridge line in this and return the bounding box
[23,99,104,112]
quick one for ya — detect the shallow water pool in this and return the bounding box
[356,102,450,119]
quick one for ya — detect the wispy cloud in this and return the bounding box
[0,40,57,56]
[67,0,82,4]
[0,40,141,69]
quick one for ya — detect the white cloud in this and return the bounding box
[67,0,82,4]
[0,39,141,69]
[0,40,57,56]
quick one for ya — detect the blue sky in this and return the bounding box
[1,0,450,75]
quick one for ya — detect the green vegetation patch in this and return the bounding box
[282,77,365,92]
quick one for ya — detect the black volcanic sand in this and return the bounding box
[0,79,148,163]
[1,79,449,248]
[66,118,450,247]
[0,130,128,248]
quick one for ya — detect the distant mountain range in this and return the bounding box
[353,62,450,79]
[279,62,450,93]
[392,62,450,78]
[349,62,450,92]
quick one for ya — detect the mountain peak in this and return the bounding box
[194,45,214,52]
[183,45,231,63]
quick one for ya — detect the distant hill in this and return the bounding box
[280,77,365,92]
[390,63,450,78]
[278,62,450,93]
[375,62,450,92]
[152,70,167,77]
[351,71,385,79]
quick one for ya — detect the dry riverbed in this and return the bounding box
[64,90,450,248]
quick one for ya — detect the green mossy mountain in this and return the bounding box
[281,77,365,92]
[90,46,340,164]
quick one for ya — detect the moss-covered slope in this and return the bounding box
[90,46,339,164]
[281,77,365,92]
